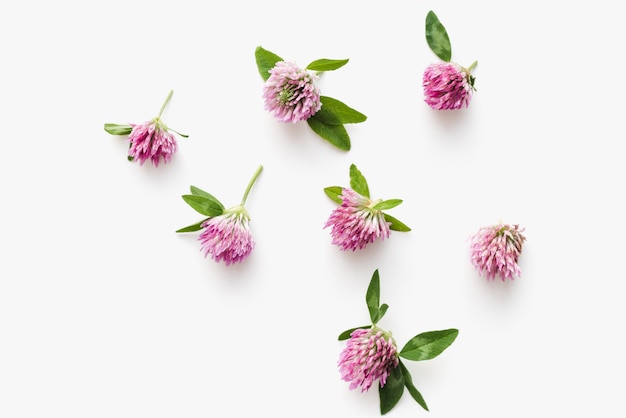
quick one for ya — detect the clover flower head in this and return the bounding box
[423,62,475,110]
[199,207,254,266]
[470,222,526,281]
[128,119,177,167]
[104,90,187,166]
[262,60,321,123]
[338,327,399,392]
[324,188,391,251]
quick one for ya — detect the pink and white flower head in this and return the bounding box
[338,327,399,392]
[262,61,322,123]
[198,206,254,266]
[104,90,187,166]
[470,222,526,281]
[324,188,391,251]
[128,120,177,167]
[423,62,476,110]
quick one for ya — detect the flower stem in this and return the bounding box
[240,165,263,205]
[467,61,478,72]
[157,90,174,118]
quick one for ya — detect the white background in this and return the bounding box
[1,1,625,417]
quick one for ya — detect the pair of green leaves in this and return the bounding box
[176,185,226,233]
[425,10,452,62]
[324,164,411,232]
[255,46,367,151]
[338,269,459,415]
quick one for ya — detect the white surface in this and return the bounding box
[1,1,625,417]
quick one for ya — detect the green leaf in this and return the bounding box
[306,116,351,150]
[372,199,403,211]
[181,194,225,217]
[104,123,132,135]
[384,213,411,232]
[306,58,349,72]
[366,269,381,324]
[399,360,429,411]
[313,96,367,125]
[255,46,283,81]
[175,219,208,233]
[379,365,404,415]
[372,303,389,324]
[349,164,369,198]
[324,186,343,204]
[338,325,370,341]
[425,10,452,62]
[399,329,459,361]
[190,186,225,211]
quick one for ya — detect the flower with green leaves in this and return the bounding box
[104,90,188,166]
[324,164,410,251]
[423,11,478,110]
[255,46,367,151]
[176,165,263,266]
[338,269,459,415]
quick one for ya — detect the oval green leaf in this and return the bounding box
[399,329,459,361]
[349,164,369,198]
[379,365,404,415]
[313,96,367,125]
[366,269,381,324]
[324,186,343,204]
[399,360,429,411]
[426,10,452,62]
[190,186,225,210]
[182,194,225,217]
[255,46,283,81]
[175,219,208,233]
[306,58,349,72]
[338,325,370,341]
[306,116,351,150]
[104,123,132,136]
[384,213,411,232]
[372,199,403,211]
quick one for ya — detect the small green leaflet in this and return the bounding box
[313,96,367,125]
[384,213,411,232]
[425,10,452,62]
[190,185,225,211]
[255,46,283,81]
[365,269,389,325]
[399,360,429,411]
[372,199,403,211]
[306,116,351,151]
[379,365,404,415]
[104,123,132,136]
[181,194,225,217]
[176,219,208,233]
[349,164,369,198]
[337,325,370,341]
[324,186,343,204]
[399,329,459,361]
[306,58,349,72]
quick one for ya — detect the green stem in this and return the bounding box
[157,90,174,118]
[467,61,478,72]
[240,165,263,206]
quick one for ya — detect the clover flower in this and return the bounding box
[104,90,188,166]
[423,62,475,110]
[199,208,254,266]
[338,270,459,415]
[177,165,263,266]
[424,10,477,110]
[325,188,391,251]
[469,222,526,281]
[262,61,321,123]
[338,327,399,392]
[255,46,367,151]
[324,164,410,252]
